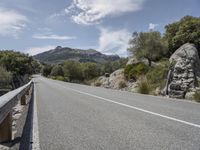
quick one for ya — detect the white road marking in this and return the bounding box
[53,82,200,129]
[30,84,40,150]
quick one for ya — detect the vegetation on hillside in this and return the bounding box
[0,66,12,89]
[128,31,167,66]
[42,58,127,83]
[124,63,149,81]
[164,16,200,56]
[0,50,41,90]
[33,46,120,64]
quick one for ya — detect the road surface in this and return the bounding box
[33,75,200,150]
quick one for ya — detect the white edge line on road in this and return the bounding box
[57,84,200,129]
[30,83,40,150]
[48,77,200,105]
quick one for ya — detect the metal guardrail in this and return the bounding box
[0,80,33,143]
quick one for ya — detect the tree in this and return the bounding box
[165,16,200,55]
[62,61,83,81]
[31,60,42,74]
[0,50,42,89]
[41,65,52,77]
[50,65,64,77]
[128,31,166,66]
[0,50,36,75]
[0,66,12,89]
[82,62,99,80]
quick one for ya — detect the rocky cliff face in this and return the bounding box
[163,43,200,98]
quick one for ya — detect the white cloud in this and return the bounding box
[0,9,28,37]
[148,23,159,30]
[66,0,145,25]
[48,11,66,20]
[27,45,56,56]
[32,34,76,40]
[98,27,131,56]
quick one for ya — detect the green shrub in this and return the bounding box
[124,63,149,80]
[0,66,12,89]
[146,61,169,89]
[138,78,151,94]
[50,65,64,76]
[51,76,69,82]
[124,64,133,79]
[194,91,200,102]
[118,80,127,89]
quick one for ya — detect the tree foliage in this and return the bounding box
[50,65,64,77]
[165,16,200,55]
[100,58,128,75]
[0,50,40,75]
[41,65,52,77]
[62,61,84,81]
[0,66,12,89]
[82,62,99,80]
[128,31,167,66]
[0,50,41,89]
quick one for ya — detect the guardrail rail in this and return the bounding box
[0,81,33,143]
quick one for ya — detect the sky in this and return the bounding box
[0,0,199,57]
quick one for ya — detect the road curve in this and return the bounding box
[33,75,200,150]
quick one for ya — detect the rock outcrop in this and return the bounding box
[94,69,126,89]
[163,43,200,98]
[93,69,139,92]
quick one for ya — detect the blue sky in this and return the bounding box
[0,0,199,56]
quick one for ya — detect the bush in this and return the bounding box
[146,60,169,89]
[62,60,84,81]
[82,62,99,80]
[194,91,200,102]
[118,80,127,89]
[0,66,12,89]
[50,65,64,76]
[51,76,69,82]
[138,77,151,94]
[42,65,52,77]
[124,63,149,80]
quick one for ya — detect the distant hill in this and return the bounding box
[33,46,120,64]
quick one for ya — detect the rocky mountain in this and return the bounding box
[33,46,120,64]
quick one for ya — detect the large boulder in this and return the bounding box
[93,69,127,89]
[163,43,200,99]
[109,69,126,89]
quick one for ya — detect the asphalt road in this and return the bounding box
[33,75,200,150]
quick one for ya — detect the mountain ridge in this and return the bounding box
[33,46,120,64]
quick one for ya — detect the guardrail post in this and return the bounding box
[21,85,33,105]
[21,94,26,105]
[0,112,12,143]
